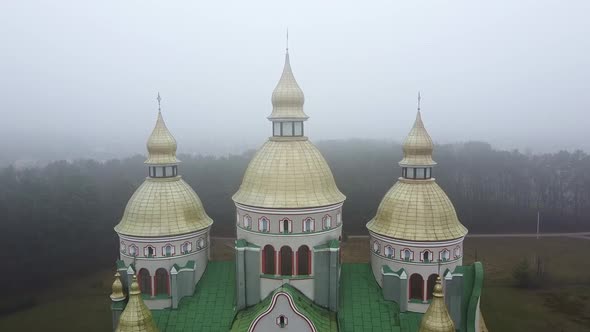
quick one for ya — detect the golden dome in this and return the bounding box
[115,176,213,237]
[268,51,308,120]
[110,272,126,301]
[145,111,179,165]
[232,138,345,208]
[419,276,455,332]
[367,179,467,241]
[116,275,158,332]
[399,111,436,166]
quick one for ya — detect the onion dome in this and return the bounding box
[367,102,467,241]
[399,111,436,166]
[116,275,158,332]
[268,51,308,121]
[418,276,455,332]
[367,179,467,241]
[145,111,179,165]
[115,103,213,237]
[114,176,213,237]
[232,139,345,208]
[110,272,126,301]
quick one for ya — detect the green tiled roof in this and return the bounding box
[231,283,338,332]
[339,264,423,332]
[152,261,236,331]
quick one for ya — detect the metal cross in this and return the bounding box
[417,91,421,111]
[286,28,289,52]
[157,92,162,112]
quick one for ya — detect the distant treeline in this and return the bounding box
[1,140,589,296]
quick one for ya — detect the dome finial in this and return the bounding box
[286,28,289,53]
[418,276,455,332]
[268,42,308,121]
[157,92,162,112]
[110,272,126,301]
[417,91,421,111]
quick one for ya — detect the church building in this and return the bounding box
[108,46,487,332]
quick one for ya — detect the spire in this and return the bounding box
[116,275,159,332]
[399,93,436,166]
[268,43,308,121]
[419,276,455,332]
[145,94,179,165]
[110,272,126,302]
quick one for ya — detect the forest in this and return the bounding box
[1,139,589,300]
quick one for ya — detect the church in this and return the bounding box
[108,46,488,332]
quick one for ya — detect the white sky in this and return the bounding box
[1,0,589,159]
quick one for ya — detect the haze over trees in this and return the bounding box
[1,139,589,299]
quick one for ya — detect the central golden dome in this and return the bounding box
[232,139,345,208]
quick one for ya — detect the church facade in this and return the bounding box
[108,48,487,332]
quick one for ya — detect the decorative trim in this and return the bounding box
[369,231,464,248]
[236,202,343,216]
[248,292,316,332]
[118,228,209,243]
[238,222,341,236]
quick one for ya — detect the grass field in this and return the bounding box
[1,237,589,331]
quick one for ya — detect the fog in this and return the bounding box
[1,0,589,164]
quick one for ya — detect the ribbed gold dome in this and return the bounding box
[110,272,126,301]
[116,275,158,332]
[367,179,467,241]
[268,51,308,120]
[419,276,455,332]
[233,138,345,208]
[115,177,213,237]
[145,112,179,165]
[399,111,436,166]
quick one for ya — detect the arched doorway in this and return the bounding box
[427,274,438,300]
[155,268,169,296]
[409,274,424,301]
[138,268,152,295]
[280,246,293,276]
[262,245,276,275]
[297,246,311,275]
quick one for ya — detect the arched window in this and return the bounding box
[303,218,314,232]
[259,217,270,232]
[280,218,291,233]
[384,246,394,258]
[120,242,126,253]
[138,269,151,295]
[427,274,438,300]
[409,274,424,300]
[297,245,311,275]
[129,245,138,257]
[145,245,155,258]
[323,215,332,229]
[262,245,275,275]
[280,246,293,276]
[440,249,450,261]
[454,246,461,258]
[402,249,413,261]
[155,268,169,296]
[243,215,252,229]
[421,250,432,263]
[181,241,192,254]
[163,244,174,257]
[276,315,288,328]
[198,238,205,249]
[373,241,380,253]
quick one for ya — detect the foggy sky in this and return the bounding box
[1,0,589,162]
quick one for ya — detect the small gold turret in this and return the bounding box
[110,272,126,302]
[145,94,179,165]
[419,276,455,332]
[399,110,436,167]
[116,275,159,332]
